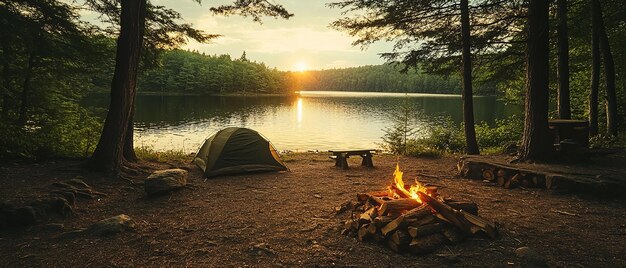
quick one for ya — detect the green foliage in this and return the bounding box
[380,97,419,155]
[139,49,297,94]
[382,114,523,157]
[475,115,523,149]
[299,64,496,94]
[134,145,190,163]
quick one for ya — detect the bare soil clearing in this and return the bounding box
[1,153,625,267]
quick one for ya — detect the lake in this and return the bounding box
[87,91,520,152]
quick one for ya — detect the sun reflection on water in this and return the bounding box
[296,98,303,126]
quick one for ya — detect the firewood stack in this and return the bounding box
[342,186,497,255]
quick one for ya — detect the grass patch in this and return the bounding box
[135,146,192,163]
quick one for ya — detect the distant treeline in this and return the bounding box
[298,64,494,94]
[139,50,298,94]
[138,49,496,95]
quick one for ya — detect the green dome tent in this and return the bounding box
[193,127,288,178]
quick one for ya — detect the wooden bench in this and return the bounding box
[329,149,377,170]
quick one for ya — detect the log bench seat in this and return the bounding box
[329,149,377,169]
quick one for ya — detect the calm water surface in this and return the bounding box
[88,91,520,152]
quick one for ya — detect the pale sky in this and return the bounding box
[150,0,393,71]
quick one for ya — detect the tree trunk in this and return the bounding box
[593,0,618,136]
[556,0,570,119]
[87,0,146,172]
[589,0,600,136]
[17,52,35,126]
[1,33,11,120]
[1,58,10,120]
[460,0,479,155]
[123,104,138,162]
[518,0,553,162]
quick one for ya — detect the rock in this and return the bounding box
[313,194,322,199]
[144,169,188,196]
[88,214,135,236]
[515,247,548,267]
[249,242,276,256]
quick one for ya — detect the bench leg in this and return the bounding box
[361,154,374,168]
[341,156,349,170]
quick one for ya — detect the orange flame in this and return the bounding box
[392,163,426,203]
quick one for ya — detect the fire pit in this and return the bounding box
[342,164,498,254]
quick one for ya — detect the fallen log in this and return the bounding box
[482,169,495,181]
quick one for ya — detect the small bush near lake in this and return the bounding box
[135,146,191,163]
[383,115,523,157]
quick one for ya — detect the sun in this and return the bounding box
[295,61,308,72]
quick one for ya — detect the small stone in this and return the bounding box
[144,169,188,196]
[88,214,135,236]
[313,194,322,199]
[250,242,276,256]
[515,247,547,267]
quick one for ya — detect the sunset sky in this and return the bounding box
[153,0,393,71]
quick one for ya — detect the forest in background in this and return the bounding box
[1,0,625,161]
[137,49,478,95]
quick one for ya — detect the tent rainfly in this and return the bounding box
[193,127,288,178]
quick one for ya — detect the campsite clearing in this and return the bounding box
[0,153,625,267]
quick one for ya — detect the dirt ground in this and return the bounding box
[1,153,625,267]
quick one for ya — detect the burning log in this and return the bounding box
[418,192,497,239]
[381,215,406,237]
[344,163,498,256]
[379,198,420,216]
[403,204,432,219]
[390,183,412,199]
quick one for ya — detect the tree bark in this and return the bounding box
[556,0,570,119]
[460,0,480,155]
[1,32,11,120]
[123,104,138,162]
[589,0,600,136]
[88,0,146,172]
[518,0,553,162]
[17,52,35,126]
[593,0,618,136]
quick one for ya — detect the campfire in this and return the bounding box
[342,164,498,254]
